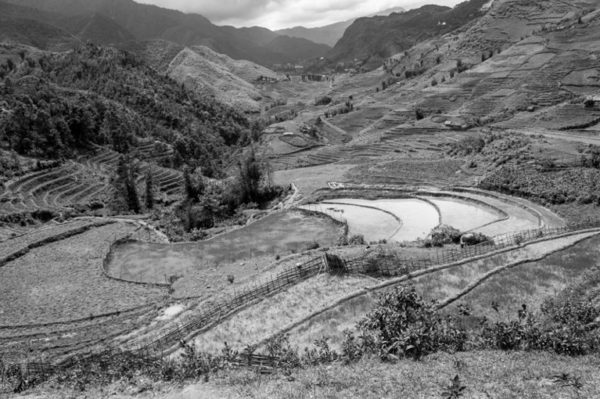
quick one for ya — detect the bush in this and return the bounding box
[306,240,320,250]
[357,286,468,360]
[425,224,462,247]
[348,234,366,245]
[315,96,332,106]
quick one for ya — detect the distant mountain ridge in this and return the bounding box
[328,0,489,69]
[276,7,406,47]
[0,0,330,66]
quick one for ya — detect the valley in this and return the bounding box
[1,0,600,398]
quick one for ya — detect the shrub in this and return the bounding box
[315,96,332,106]
[442,375,466,399]
[348,234,366,245]
[227,274,235,284]
[426,224,462,247]
[357,286,468,360]
[447,135,485,156]
[306,240,320,250]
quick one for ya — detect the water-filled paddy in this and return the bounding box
[327,198,440,242]
[426,197,503,232]
[303,196,506,242]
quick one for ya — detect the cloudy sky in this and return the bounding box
[135,0,463,30]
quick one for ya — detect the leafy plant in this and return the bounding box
[442,375,466,398]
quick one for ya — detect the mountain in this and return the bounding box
[1,0,330,66]
[371,0,600,129]
[121,40,279,112]
[0,1,80,50]
[120,36,284,111]
[264,36,331,61]
[328,0,489,69]
[164,44,278,113]
[58,13,136,45]
[276,7,406,47]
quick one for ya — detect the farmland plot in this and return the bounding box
[0,223,166,326]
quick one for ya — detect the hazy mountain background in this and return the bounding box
[0,0,331,66]
[275,6,406,47]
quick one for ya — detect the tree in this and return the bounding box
[145,170,154,210]
[238,148,266,204]
[183,167,205,202]
[115,155,140,213]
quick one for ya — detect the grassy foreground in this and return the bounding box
[15,351,600,398]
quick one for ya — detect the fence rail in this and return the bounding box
[2,220,600,388]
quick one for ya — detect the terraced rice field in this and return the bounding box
[0,305,158,361]
[302,187,550,242]
[0,219,108,262]
[426,197,502,231]
[0,162,109,215]
[410,231,600,306]
[189,274,375,353]
[106,210,343,286]
[0,222,166,327]
[269,126,460,171]
[0,144,183,217]
[286,293,376,350]
[281,232,600,351]
[444,233,600,321]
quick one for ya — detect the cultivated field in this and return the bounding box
[445,234,600,321]
[190,274,375,353]
[0,222,166,327]
[106,210,344,289]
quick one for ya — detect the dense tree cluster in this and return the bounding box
[0,44,251,175]
[175,149,284,234]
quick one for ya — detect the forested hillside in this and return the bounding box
[0,43,250,176]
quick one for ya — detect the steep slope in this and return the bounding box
[187,45,278,83]
[166,47,265,113]
[329,0,489,69]
[124,41,278,112]
[276,6,406,47]
[1,0,329,67]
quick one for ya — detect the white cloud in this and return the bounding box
[136,0,463,30]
